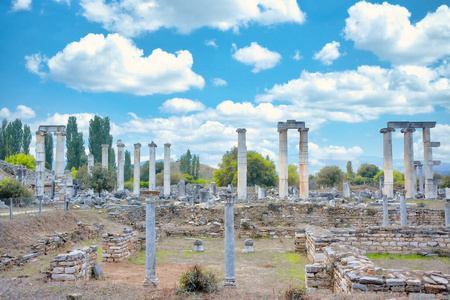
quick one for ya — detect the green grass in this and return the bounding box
[367,253,449,262]
[129,250,175,264]
[273,252,306,283]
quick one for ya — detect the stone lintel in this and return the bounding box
[298,127,309,132]
[236,128,246,133]
[400,128,416,133]
[387,121,436,129]
[164,143,171,148]
[433,160,441,166]
[36,130,48,136]
[134,143,141,148]
[117,140,125,147]
[277,120,305,131]
[430,142,440,147]
[38,125,66,133]
[148,141,157,147]
[379,127,395,133]
[413,161,422,166]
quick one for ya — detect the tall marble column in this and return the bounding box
[223,193,238,288]
[278,129,288,199]
[445,200,450,227]
[236,128,247,200]
[299,128,309,199]
[400,190,407,226]
[382,195,389,227]
[148,142,157,191]
[401,128,415,199]
[133,143,141,196]
[380,128,395,198]
[54,132,65,178]
[143,198,159,287]
[88,153,94,175]
[164,143,171,198]
[423,128,437,199]
[417,162,424,194]
[101,144,109,169]
[117,140,125,191]
[35,130,47,198]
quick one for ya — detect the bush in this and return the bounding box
[140,181,148,188]
[124,181,133,191]
[176,265,218,294]
[0,179,33,201]
[284,286,306,300]
[5,153,35,169]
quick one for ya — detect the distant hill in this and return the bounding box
[170,161,215,181]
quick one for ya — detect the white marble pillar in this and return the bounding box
[401,128,415,199]
[117,140,125,191]
[299,128,309,199]
[88,153,94,175]
[236,128,247,200]
[223,194,237,288]
[278,129,288,199]
[101,144,109,169]
[143,198,159,287]
[133,143,141,196]
[164,143,171,198]
[445,200,450,227]
[148,141,157,191]
[382,195,389,227]
[35,130,47,198]
[423,128,436,199]
[400,190,407,226]
[380,128,395,198]
[54,132,66,178]
[417,163,424,194]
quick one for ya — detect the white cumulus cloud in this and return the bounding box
[160,98,206,114]
[0,105,36,120]
[293,50,302,61]
[11,0,31,11]
[344,2,450,66]
[313,41,341,65]
[25,33,205,96]
[213,78,227,87]
[232,42,281,73]
[205,40,218,48]
[80,0,305,37]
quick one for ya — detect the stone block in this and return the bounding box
[352,283,367,291]
[386,278,406,286]
[51,273,76,281]
[65,267,76,274]
[360,276,384,285]
[53,267,65,274]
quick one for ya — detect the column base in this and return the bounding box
[223,278,238,288]
[143,276,159,287]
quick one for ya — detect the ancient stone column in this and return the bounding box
[417,162,424,194]
[117,140,125,191]
[382,195,389,227]
[401,128,415,199]
[143,199,159,287]
[177,180,186,199]
[88,153,94,175]
[423,128,437,199]
[133,143,141,196]
[236,128,247,200]
[101,144,109,169]
[54,132,66,178]
[380,128,395,198]
[223,193,238,288]
[299,128,309,199]
[164,143,171,198]
[445,200,450,227]
[278,129,288,199]
[400,190,407,226]
[148,142,157,191]
[35,130,47,198]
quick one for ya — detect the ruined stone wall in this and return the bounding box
[101,229,138,262]
[49,246,97,281]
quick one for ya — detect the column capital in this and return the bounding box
[401,128,416,133]
[164,143,171,148]
[148,141,157,148]
[298,128,309,132]
[236,128,246,133]
[134,143,142,149]
[380,128,395,134]
[277,128,287,133]
[54,131,66,136]
[36,130,48,136]
[117,140,125,147]
[101,144,109,148]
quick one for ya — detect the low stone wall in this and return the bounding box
[49,246,98,281]
[294,229,306,252]
[102,229,138,262]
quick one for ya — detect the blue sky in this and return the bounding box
[0,0,449,174]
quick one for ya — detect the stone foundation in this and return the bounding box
[102,229,138,262]
[50,246,98,281]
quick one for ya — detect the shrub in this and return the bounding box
[5,153,35,169]
[124,181,133,191]
[284,286,306,300]
[140,181,148,188]
[366,208,377,216]
[176,265,218,294]
[0,179,33,203]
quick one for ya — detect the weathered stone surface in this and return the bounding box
[359,276,384,285]
[93,264,104,279]
[353,283,368,291]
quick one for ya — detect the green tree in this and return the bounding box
[88,116,113,167]
[45,134,53,170]
[0,179,32,202]
[22,124,31,155]
[140,161,149,181]
[213,147,277,187]
[346,161,355,180]
[155,170,183,186]
[80,163,116,195]
[357,163,380,179]
[124,150,131,181]
[66,116,85,170]
[6,119,23,156]
[195,155,200,180]
[180,149,192,174]
[5,153,35,169]
[0,119,7,159]
[373,170,384,182]
[316,166,344,187]
[439,175,450,188]
[156,161,164,174]
[288,164,299,187]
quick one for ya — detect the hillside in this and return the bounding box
[170,161,215,181]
